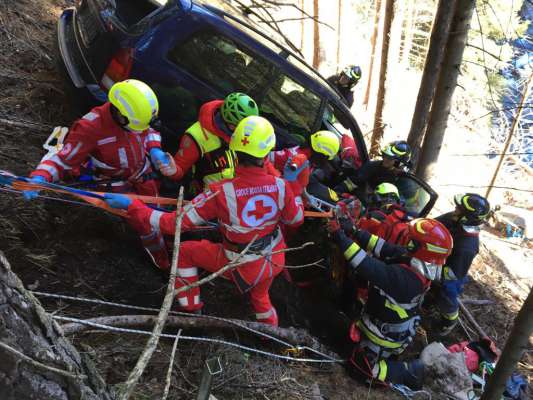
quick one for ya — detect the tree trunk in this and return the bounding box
[369,0,395,157]
[480,287,533,400]
[406,0,457,170]
[416,0,476,180]
[401,0,416,67]
[300,0,305,51]
[363,0,382,107]
[0,252,114,400]
[389,0,405,66]
[312,0,320,69]
[336,0,342,69]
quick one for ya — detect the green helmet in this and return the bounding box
[221,92,259,126]
[371,182,400,208]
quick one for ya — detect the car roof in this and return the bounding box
[188,1,347,108]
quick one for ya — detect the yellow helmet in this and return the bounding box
[230,116,276,159]
[108,79,159,132]
[310,130,340,160]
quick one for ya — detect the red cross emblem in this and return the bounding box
[249,200,273,220]
[242,195,278,227]
[241,137,250,146]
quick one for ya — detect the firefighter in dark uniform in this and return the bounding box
[328,216,453,388]
[335,140,412,203]
[327,65,362,108]
[435,193,490,335]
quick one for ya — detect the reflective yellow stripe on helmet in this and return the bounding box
[415,220,427,234]
[391,146,407,155]
[462,195,476,211]
[426,243,449,254]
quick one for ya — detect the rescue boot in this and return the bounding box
[438,317,459,337]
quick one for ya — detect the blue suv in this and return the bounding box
[56,0,437,217]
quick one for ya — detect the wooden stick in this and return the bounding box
[458,299,490,339]
[161,329,182,400]
[119,187,185,400]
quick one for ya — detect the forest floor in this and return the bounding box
[0,1,530,399]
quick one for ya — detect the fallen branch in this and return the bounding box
[0,340,85,381]
[460,298,494,306]
[119,187,185,400]
[161,329,182,400]
[60,314,339,359]
[458,299,491,339]
[0,117,53,132]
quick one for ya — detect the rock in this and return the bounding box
[420,342,474,400]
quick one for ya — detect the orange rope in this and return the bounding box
[12,180,333,219]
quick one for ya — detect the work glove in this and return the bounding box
[339,216,357,235]
[327,218,341,234]
[103,193,132,210]
[386,244,409,259]
[22,175,47,201]
[151,148,179,177]
[150,148,169,170]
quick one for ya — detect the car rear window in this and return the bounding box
[167,31,273,97]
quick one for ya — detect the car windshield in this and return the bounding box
[259,74,322,136]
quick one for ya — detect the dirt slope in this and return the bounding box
[0,1,529,399]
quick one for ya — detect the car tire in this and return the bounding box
[53,18,99,116]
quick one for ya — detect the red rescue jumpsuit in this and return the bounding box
[268,134,362,172]
[127,165,305,326]
[357,205,410,245]
[30,102,168,267]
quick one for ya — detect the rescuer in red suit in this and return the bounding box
[104,116,309,326]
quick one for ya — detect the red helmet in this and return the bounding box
[407,218,453,265]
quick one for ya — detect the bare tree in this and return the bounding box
[389,0,406,66]
[417,0,476,180]
[0,252,114,400]
[336,0,342,68]
[406,0,458,169]
[401,0,416,67]
[300,0,305,51]
[312,0,320,68]
[480,287,533,400]
[363,0,383,107]
[369,0,395,157]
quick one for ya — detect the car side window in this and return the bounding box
[394,175,435,217]
[260,74,322,136]
[167,31,272,96]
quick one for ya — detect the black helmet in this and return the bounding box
[453,193,490,226]
[381,140,411,167]
[342,65,362,87]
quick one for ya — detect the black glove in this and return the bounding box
[339,216,357,235]
[385,244,409,260]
